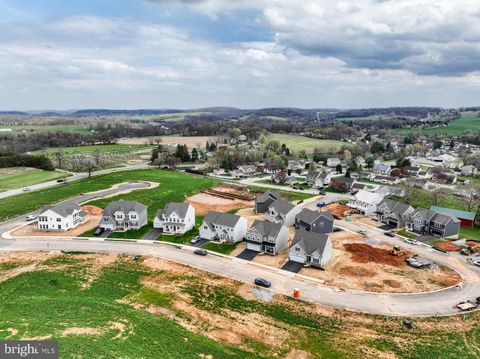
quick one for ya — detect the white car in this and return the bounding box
[404,238,418,245]
[472,261,480,268]
[356,230,367,235]
[22,187,31,192]
[25,215,37,221]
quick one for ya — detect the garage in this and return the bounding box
[289,252,306,264]
[246,242,261,252]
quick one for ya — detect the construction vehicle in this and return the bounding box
[460,246,473,256]
[391,246,406,256]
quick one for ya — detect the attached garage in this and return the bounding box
[289,252,306,264]
[246,242,262,252]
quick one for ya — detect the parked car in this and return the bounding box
[56,179,65,183]
[384,231,395,237]
[318,191,326,195]
[190,236,201,244]
[404,238,418,245]
[94,227,105,236]
[254,278,271,288]
[316,202,326,208]
[356,230,367,235]
[472,260,480,268]
[25,215,37,221]
[22,187,31,192]
[194,248,208,256]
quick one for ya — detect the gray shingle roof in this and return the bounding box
[40,202,82,217]
[256,191,280,204]
[269,199,295,215]
[291,230,330,256]
[103,200,147,216]
[296,209,333,225]
[249,220,283,238]
[203,211,241,229]
[155,202,190,219]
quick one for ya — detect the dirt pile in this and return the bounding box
[322,203,350,218]
[344,243,407,267]
[434,241,461,252]
[82,205,103,215]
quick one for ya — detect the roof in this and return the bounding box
[378,199,412,216]
[256,191,280,204]
[296,208,333,224]
[354,190,383,204]
[269,199,296,215]
[40,202,82,217]
[155,202,190,219]
[291,230,330,256]
[411,207,436,222]
[103,200,147,216]
[249,220,283,238]
[430,206,476,221]
[203,211,242,229]
[374,163,391,171]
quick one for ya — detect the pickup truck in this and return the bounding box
[456,301,478,311]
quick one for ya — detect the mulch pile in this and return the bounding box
[434,241,461,252]
[343,243,407,268]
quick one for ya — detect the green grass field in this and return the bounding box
[265,134,347,154]
[1,252,480,358]
[32,144,154,156]
[339,115,385,121]
[397,112,480,136]
[0,169,217,221]
[0,124,92,135]
[0,167,68,191]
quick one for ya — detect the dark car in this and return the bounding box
[254,278,271,288]
[318,191,326,195]
[94,227,105,236]
[194,248,208,256]
[384,231,395,237]
[56,179,65,183]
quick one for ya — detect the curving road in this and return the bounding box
[0,182,479,317]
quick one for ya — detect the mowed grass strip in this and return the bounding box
[397,112,480,136]
[265,133,347,153]
[0,169,217,221]
[0,167,68,191]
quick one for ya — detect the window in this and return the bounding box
[56,218,61,222]
[295,246,300,252]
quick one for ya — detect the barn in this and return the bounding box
[430,206,476,228]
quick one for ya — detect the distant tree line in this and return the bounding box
[0,152,54,170]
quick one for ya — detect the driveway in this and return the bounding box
[142,228,162,241]
[281,260,303,273]
[236,249,259,261]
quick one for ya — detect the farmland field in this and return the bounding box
[0,167,68,191]
[117,136,214,148]
[397,112,480,136]
[265,134,348,153]
[32,144,154,156]
[0,124,93,135]
[0,251,479,358]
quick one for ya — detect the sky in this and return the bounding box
[0,0,479,110]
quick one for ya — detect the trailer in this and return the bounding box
[456,301,478,312]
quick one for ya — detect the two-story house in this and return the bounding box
[199,211,247,243]
[288,230,332,269]
[255,191,281,214]
[153,202,195,234]
[376,199,414,228]
[99,200,148,231]
[267,199,301,226]
[406,208,460,238]
[373,163,392,175]
[295,209,334,234]
[36,203,88,231]
[245,220,288,255]
[347,190,384,216]
[306,170,333,188]
[326,157,341,167]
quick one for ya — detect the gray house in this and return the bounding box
[295,209,334,234]
[376,199,414,228]
[267,199,301,226]
[406,208,460,239]
[99,200,148,231]
[255,191,281,214]
[245,220,288,255]
[288,230,332,268]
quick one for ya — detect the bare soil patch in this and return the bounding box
[322,203,350,218]
[344,243,407,268]
[339,266,377,277]
[435,241,461,252]
[186,185,253,215]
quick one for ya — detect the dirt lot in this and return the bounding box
[11,206,102,238]
[186,185,254,215]
[323,203,350,218]
[118,136,214,148]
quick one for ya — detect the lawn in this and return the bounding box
[32,144,154,156]
[1,252,480,358]
[0,167,68,191]
[460,226,480,240]
[256,179,289,187]
[202,241,240,255]
[397,112,480,136]
[247,186,314,202]
[265,134,348,154]
[0,169,217,221]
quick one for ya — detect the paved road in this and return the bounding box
[0,163,150,200]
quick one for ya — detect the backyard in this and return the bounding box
[0,167,68,191]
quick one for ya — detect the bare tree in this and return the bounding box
[53,151,65,169]
[430,186,449,206]
[92,149,104,167]
[78,157,98,178]
[463,184,480,212]
[401,179,418,205]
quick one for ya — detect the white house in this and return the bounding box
[326,158,341,167]
[288,230,333,269]
[99,200,148,231]
[199,211,247,243]
[373,163,392,174]
[153,202,195,234]
[460,165,478,177]
[347,190,384,216]
[245,220,289,255]
[36,203,88,232]
[267,199,301,226]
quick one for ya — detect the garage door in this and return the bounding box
[246,243,261,252]
[289,252,306,264]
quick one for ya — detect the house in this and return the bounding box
[417,170,433,180]
[288,230,333,269]
[99,200,148,231]
[36,203,88,231]
[403,166,421,177]
[295,209,334,234]
[354,156,366,167]
[376,199,414,228]
[199,211,247,243]
[267,199,301,226]
[233,165,257,178]
[306,170,333,188]
[348,190,384,216]
[373,163,391,174]
[326,157,341,167]
[406,208,460,239]
[330,176,356,191]
[288,160,306,172]
[460,165,478,177]
[255,191,281,214]
[374,185,405,197]
[430,206,476,228]
[351,182,368,191]
[238,134,247,142]
[153,203,195,234]
[437,154,463,169]
[245,220,288,255]
[372,175,401,185]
